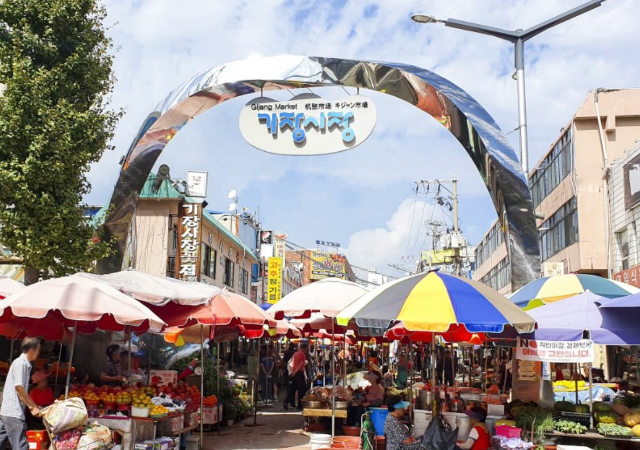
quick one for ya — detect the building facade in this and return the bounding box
[474,89,640,292]
[610,141,640,287]
[115,173,259,299]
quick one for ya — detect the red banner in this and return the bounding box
[613,265,640,288]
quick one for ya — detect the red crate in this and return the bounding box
[27,430,50,450]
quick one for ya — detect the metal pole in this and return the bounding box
[200,325,204,449]
[217,341,221,434]
[588,363,594,429]
[128,326,132,380]
[430,339,437,413]
[65,322,78,398]
[515,38,529,179]
[331,321,336,437]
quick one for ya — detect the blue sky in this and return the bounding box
[92,0,639,276]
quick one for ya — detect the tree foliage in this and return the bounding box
[0,0,120,283]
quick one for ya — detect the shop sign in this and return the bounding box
[517,360,540,382]
[186,170,208,198]
[176,203,202,282]
[420,249,455,265]
[274,233,287,266]
[310,251,346,280]
[149,370,177,387]
[516,338,594,363]
[267,257,282,304]
[624,154,640,209]
[239,95,377,156]
[613,265,640,288]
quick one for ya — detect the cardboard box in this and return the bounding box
[149,370,177,387]
[202,406,222,425]
[158,415,184,434]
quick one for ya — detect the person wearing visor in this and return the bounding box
[456,406,491,450]
[101,345,124,386]
[384,395,422,450]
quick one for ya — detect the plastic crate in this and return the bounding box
[494,425,522,438]
[559,412,591,428]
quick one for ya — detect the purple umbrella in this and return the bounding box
[528,292,640,345]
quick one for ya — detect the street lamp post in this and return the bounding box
[412,0,608,179]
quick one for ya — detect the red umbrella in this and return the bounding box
[153,290,276,329]
[385,323,487,344]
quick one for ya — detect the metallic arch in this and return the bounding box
[98,55,540,291]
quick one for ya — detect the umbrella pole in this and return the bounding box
[574,363,579,405]
[128,326,132,379]
[430,339,437,413]
[200,325,204,449]
[409,344,414,407]
[54,339,64,388]
[483,341,488,392]
[65,322,78,398]
[217,341,221,434]
[588,363,594,429]
[331,321,336,437]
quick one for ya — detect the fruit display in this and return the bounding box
[597,423,634,438]
[149,404,169,417]
[203,395,218,407]
[132,392,153,409]
[116,391,132,405]
[594,412,617,424]
[554,398,575,413]
[624,412,640,427]
[615,392,640,409]
[555,419,587,434]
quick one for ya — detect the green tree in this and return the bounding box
[0,0,120,284]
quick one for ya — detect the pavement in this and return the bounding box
[203,399,312,450]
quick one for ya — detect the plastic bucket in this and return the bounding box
[369,407,389,437]
[310,434,332,450]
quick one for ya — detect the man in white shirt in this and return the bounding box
[0,337,42,450]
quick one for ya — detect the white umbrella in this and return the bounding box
[270,277,368,319]
[80,270,221,306]
[0,274,166,395]
[270,278,368,437]
[0,276,24,299]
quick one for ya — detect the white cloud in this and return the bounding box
[343,198,436,273]
[88,0,640,273]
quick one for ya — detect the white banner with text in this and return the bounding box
[516,338,594,363]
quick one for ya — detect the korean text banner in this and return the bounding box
[267,257,282,304]
[517,338,594,363]
[310,251,346,280]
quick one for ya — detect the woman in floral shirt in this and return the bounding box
[384,395,422,450]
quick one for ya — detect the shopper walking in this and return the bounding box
[0,337,42,450]
[283,342,308,411]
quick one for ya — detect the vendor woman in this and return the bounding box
[101,344,124,386]
[455,407,491,450]
[347,370,385,426]
[29,371,54,407]
[384,395,422,450]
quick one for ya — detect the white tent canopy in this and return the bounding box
[80,270,222,306]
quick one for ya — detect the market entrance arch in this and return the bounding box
[97,55,540,291]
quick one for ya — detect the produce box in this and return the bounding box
[134,438,172,450]
[158,414,184,434]
[27,430,50,450]
[559,412,590,428]
[184,412,199,428]
[202,406,222,425]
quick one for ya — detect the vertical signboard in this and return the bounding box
[176,203,202,282]
[274,233,287,266]
[267,257,282,304]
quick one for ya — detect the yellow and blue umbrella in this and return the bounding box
[510,274,639,308]
[336,271,535,334]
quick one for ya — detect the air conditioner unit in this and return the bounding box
[542,262,565,277]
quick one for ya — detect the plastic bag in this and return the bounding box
[421,414,458,450]
[43,398,89,434]
[78,424,113,450]
[54,429,82,450]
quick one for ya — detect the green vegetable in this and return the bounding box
[597,423,634,437]
[555,420,587,435]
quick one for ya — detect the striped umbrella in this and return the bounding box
[336,270,535,335]
[510,274,638,308]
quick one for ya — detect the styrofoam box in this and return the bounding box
[487,404,505,416]
[558,446,593,450]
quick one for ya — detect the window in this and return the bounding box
[529,129,573,208]
[475,221,505,268]
[480,257,511,291]
[224,258,235,287]
[619,230,630,270]
[239,268,249,295]
[201,244,217,279]
[539,197,579,261]
[166,257,176,278]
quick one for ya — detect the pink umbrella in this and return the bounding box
[0,276,23,299]
[0,274,166,395]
